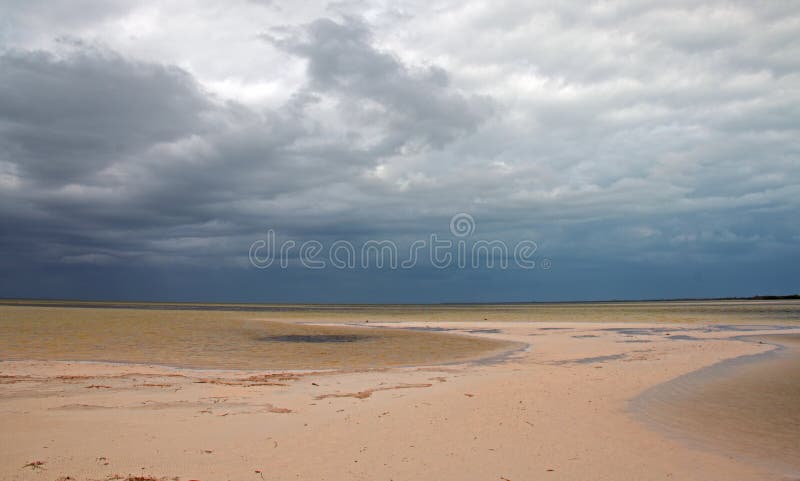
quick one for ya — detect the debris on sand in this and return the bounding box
[315,383,433,400]
[265,403,293,414]
[22,461,45,470]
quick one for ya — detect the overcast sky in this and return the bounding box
[1,0,798,302]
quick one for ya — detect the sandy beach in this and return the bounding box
[2,304,800,480]
[4,0,800,478]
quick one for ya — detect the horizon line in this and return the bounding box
[1,293,798,309]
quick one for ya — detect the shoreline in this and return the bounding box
[630,332,800,476]
[2,296,799,309]
[3,319,799,480]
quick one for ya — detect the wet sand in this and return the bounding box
[631,334,800,474]
[1,304,799,480]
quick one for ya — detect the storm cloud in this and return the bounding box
[0,1,798,302]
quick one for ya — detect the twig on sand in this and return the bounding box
[23,460,45,470]
[314,383,432,400]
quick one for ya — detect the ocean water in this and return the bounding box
[4,298,800,323]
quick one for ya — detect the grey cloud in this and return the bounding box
[0,3,798,301]
[0,45,213,185]
[0,1,135,44]
[267,17,494,151]
[0,21,493,270]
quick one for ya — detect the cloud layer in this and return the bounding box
[0,1,798,301]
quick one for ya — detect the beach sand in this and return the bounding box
[1,304,799,480]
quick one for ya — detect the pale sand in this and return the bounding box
[2,320,800,481]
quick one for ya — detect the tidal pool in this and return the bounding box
[0,306,514,370]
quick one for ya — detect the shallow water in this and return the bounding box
[631,334,800,475]
[3,299,800,324]
[2,300,799,370]
[0,306,513,370]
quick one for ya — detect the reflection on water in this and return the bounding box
[0,306,512,370]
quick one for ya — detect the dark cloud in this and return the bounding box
[0,45,213,184]
[0,19,494,275]
[0,3,798,301]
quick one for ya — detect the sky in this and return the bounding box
[0,0,798,303]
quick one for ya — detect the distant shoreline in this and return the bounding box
[0,294,798,310]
